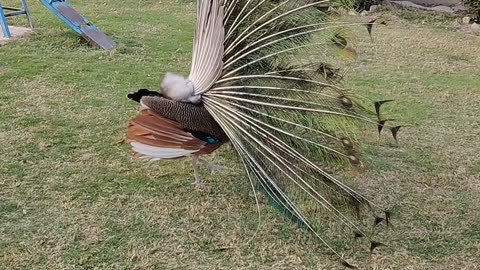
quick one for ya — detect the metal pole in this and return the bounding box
[0,4,12,38]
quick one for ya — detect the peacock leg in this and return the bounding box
[198,157,229,173]
[191,154,205,188]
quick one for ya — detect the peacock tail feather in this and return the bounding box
[198,0,392,263]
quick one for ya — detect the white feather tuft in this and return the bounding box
[160,72,201,103]
[131,142,197,159]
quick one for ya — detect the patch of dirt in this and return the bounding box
[0,25,32,43]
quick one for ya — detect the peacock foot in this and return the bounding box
[192,180,205,189]
[192,175,205,189]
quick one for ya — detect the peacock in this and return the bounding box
[126,0,398,267]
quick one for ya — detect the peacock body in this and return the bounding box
[126,0,396,267]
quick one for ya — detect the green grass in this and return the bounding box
[1,1,480,269]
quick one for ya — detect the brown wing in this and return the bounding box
[127,109,222,159]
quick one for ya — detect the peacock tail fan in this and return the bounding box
[189,0,394,264]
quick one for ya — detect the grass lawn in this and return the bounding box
[1,1,480,269]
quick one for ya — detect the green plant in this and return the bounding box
[465,0,480,20]
[354,0,379,11]
[330,0,380,12]
[331,0,355,9]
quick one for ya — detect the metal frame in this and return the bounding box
[0,0,33,38]
[39,0,86,35]
[0,4,10,37]
[38,0,116,49]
